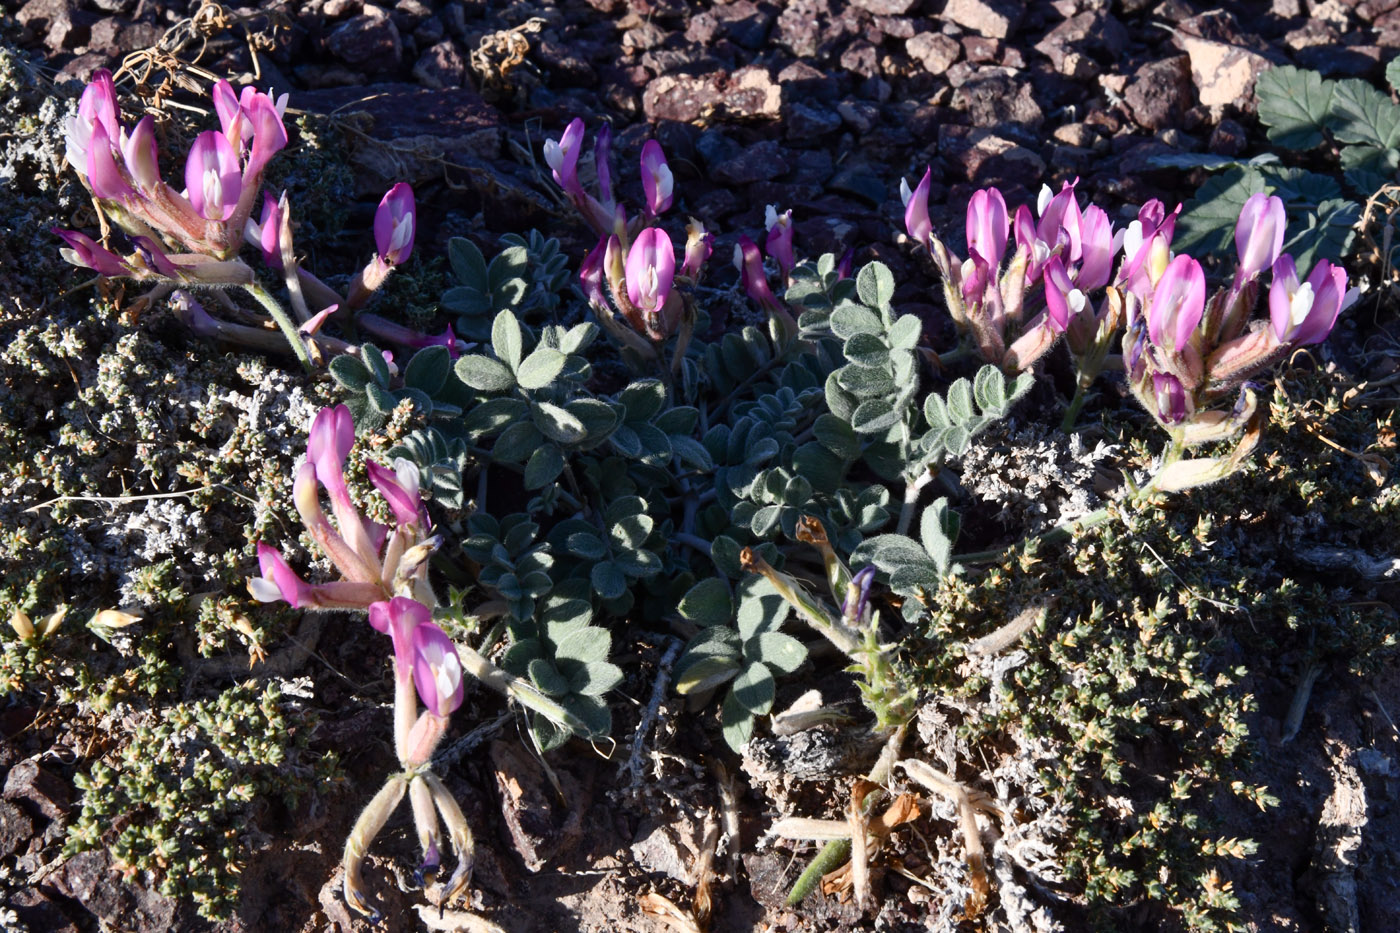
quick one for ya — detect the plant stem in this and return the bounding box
[244,282,314,372]
[896,467,937,537]
[1060,384,1089,432]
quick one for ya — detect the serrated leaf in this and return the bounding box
[455,354,516,392]
[523,444,565,489]
[750,632,806,675]
[855,261,895,309]
[676,655,743,695]
[591,561,627,600]
[1255,65,1336,150]
[1283,198,1360,270]
[516,347,566,390]
[403,345,451,396]
[1330,77,1400,148]
[448,236,488,287]
[679,578,734,627]
[1175,168,1270,256]
[492,310,524,371]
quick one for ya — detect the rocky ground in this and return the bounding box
[3,0,1400,931]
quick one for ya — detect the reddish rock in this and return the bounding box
[952,71,1044,130]
[327,4,402,69]
[942,0,1024,39]
[16,0,94,50]
[0,800,33,858]
[712,139,789,184]
[1125,55,1194,131]
[1176,12,1277,113]
[774,0,831,57]
[852,0,919,12]
[87,17,162,56]
[840,39,882,78]
[3,760,69,820]
[1209,117,1249,156]
[908,32,962,74]
[412,39,466,88]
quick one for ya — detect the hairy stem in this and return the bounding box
[244,281,314,371]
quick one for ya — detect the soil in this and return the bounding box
[2,0,1400,932]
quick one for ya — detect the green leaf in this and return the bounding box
[924,392,950,431]
[972,365,1005,413]
[329,354,372,391]
[711,536,743,578]
[523,444,565,489]
[736,577,788,640]
[837,362,896,399]
[528,658,569,697]
[403,345,450,396]
[679,578,734,627]
[887,313,921,350]
[462,397,529,435]
[1330,77,1400,148]
[492,422,544,463]
[566,531,607,561]
[569,660,624,696]
[551,624,610,664]
[830,305,883,340]
[441,285,491,318]
[1283,198,1360,270]
[565,398,619,443]
[946,378,975,422]
[516,347,567,390]
[855,261,895,309]
[532,401,587,444]
[591,561,627,600]
[1255,65,1336,149]
[730,662,776,715]
[618,379,667,422]
[919,497,960,576]
[455,354,516,393]
[448,236,488,287]
[721,691,756,751]
[791,442,846,493]
[488,245,530,290]
[1175,168,1270,256]
[843,332,890,368]
[675,655,743,695]
[365,382,397,416]
[749,632,806,675]
[814,413,860,460]
[825,370,858,422]
[492,310,523,371]
[850,398,900,434]
[361,343,391,387]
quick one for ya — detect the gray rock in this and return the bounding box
[412,39,467,88]
[785,101,843,140]
[907,31,962,74]
[712,139,789,185]
[327,4,403,69]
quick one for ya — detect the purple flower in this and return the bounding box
[121,115,161,194]
[966,187,1009,270]
[624,227,675,314]
[1015,181,1082,281]
[1269,255,1350,346]
[640,140,673,217]
[1152,373,1188,424]
[53,229,131,277]
[1235,193,1287,281]
[544,118,586,201]
[595,123,614,207]
[248,542,383,609]
[242,91,288,182]
[369,595,432,678]
[366,457,423,528]
[248,192,286,270]
[765,205,795,279]
[185,130,242,221]
[1075,205,1115,291]
[374,183,416,266]
[735,236,781,312]
[411,622,465,717]
[1146,254,1206,352]
[836,247,855,280]
[85,123,134,202]
[902,168,932,247]
[841,566,878,621]
[1118,199,1179,289]
[128,235,184,279]
[1042,256,1087,333]
[65,70,122,173]
[579,236,608,308]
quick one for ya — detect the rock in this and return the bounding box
[86,18,162,56]
[908,32,962,73]
[725,66,783,120]
[875,16,918,39]
[1176,13,1276,112]
[327,4,402,69]
[790,148,836,185]
[1284,19,1340,50]
[535,38,596,86]
[8,888,80,933]
[0,800,33,858]
[491,740,584,872]
[1052,122,1097,147]
[852,0,919,13]
[942,0,1024,39]
[4,759,69,820]
[940,126,1046,183]
[16,0,94,50]
[411,39,466,88]
[963,36,1003,63]
[837,99,881,133]
[952,71,1044,130]
[1209,117,1249,155]
[1125,55,1194,131]
[1296,44,1383,78]
[643,74,720,123]
[778,61,839,100]
[622,21,668,52]
[774,0,830,57]
[51,850,179,930]
[840,40,882,78]
[294,84,502,191]
[1034,11,1130,77]
[324,0,362,17]
[785,101,843,140]
[1049,143,1095,172]
[714,0,774,48]
[712,139,789,184]
[827,166,887,206]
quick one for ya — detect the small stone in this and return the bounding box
[643,73,723,123]
[412,40,466,88]
[622,21,667,52]
[778,61,839,100]
[714,0,773,48]
[8,888,79,933]
[874,16,917,39]
[785,101,843,140]
[1125,55,1194,131]
[1178,38,1273,112]
[851,0,918,12]
[724,66,783,120]
[324,0,362,17]
[774,0,830,57]
[327,4,402,69]
[826,166,887,206]
[942,0,1025,39]
[1295,44,1383,78]
[16,0,93,50]
[4,760,69,820]
[1209,117,1249,155]
[963,36,1002,63]
[535,38,596,86]
[837,99,881,133]
[712,139,789,185]
[1034,11,1129,75]
[1052,122,1097,147]
[0,800,34,858]
[908,32,962,73]
[841,40,882,78]
[952,72,1044,130]
[1049,143,1095,172]
[86,17,162,56]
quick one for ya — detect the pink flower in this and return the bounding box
[544,118,586,201]
[86,123,134,202]
[411,622,465,716]
[369,596,432,678]
[735,236,781,312]
[1235,193,1287,281]
[120,115,161,194]
[765,206,795,279]
[1041,256,1086,333]
[640,140,673,217]
[185,131,243,221]
[366,458,423,528]
[1118,199,1179,288]
[1075,205,1115,291]
[965,187,1009,270]
[594,123,614,206]
[1269,255,1350,346]
[1152,373,1187,424]
[53,229,131,277]
[625,227,675,314]
[1146,254,1206,352]
[374,183,416,266]
[248,542,383,609]
[1015,181,1082,281]
[64,70,121,172]
[902,168,932,247]
[579,236,608,308]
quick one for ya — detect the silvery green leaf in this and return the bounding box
[730,661,776,715]
[791,442,845,493]
[813,413,859,460]
[619,379,667,422]
[924,392,951,431]
[329,354,372,391]
[679,578,733,626]
[850,398,900,434]
[501,637,543,671]
[946,378,975,422]
[366,382,397,415]
[890,349,917,385]
[488,245,530,290]
[455,354,516,392]
[604,495,646,523]
[542,597,592,628]
[516,346,566,390]
[671,436,714,471]
[610,425,642,458]
[561,692,611,738]
[711,536,743,578]
[393,387,433,417]
[749,632,806,675]
[523,444,565,489]
[676,654,743,695]
[569,660,623,696]
[492,310,524,371]
[855,261,895,309]
[611,514,654,549]
[559,321,598,355]
[654,406,698,435]
[973,365,1006,413]
[750,504,782,537]
[843,332,890,368]
[817,253,836,277]
[824,371,857,422]
[528,658,569,697]
[633,422,673,465]
[736,576,787,640]
[492,422,544,463]
[521,571,552,596]
[403,345,451,396]
[890,565,939,597]
[830,304,883,340]
[441,285,491,317]
[532,401,586,444]
[943,424,972,455]
[551,623,610,664]
[565,398,619,442]
[745,435,780,466]
[448,236,488,287]
[741,325,772,365]
[591,561,627,600]
[782,474,813,505]
[887,313,921,350]
[680,625,743,659]
[613,547,662,578]
[721,691,756,751]
[920,497,960,576]
[838,363,896,399]
[463,397,529,435]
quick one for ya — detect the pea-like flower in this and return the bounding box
[625,227,675,315]
[640,140,673,217]
[1268,255,1351,346]
[765,205,795,279]
[374,182,416,266]
[1235,193,1287,282]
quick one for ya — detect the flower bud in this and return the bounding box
[901,168,932,247]
[1235,193,1287,281]
[765,205,795,278]
[640,140,673,217]
[373,183,416,266]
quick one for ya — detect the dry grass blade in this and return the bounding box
[899,759,991,920]
[639,892,705,933]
